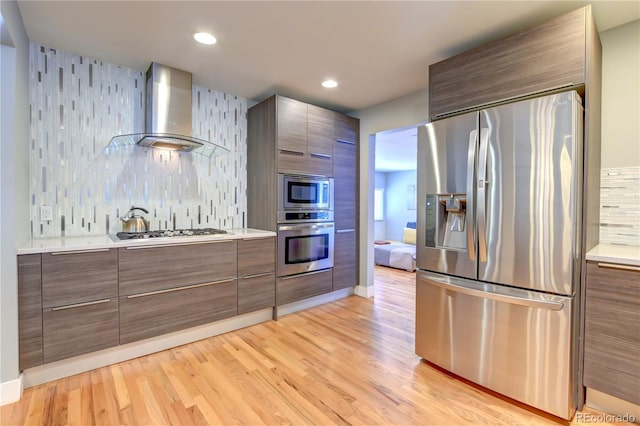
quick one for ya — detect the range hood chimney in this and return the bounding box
[108,63,228,156]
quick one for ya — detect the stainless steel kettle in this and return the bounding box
[120,206,150,232]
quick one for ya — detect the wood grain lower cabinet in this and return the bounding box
[238,273,276,314]
[18,254,43,369]
[43,299,119,363]
[119,279,238,344]
[119,240,237,296]
[277,269,333,306]
[333,231,357,290]
[238,237,275,276]
[584,261,640,405]
[42,249,118,309]
[237,237,276,314]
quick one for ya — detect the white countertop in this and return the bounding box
[17,228,276,255]
[586,244,640,267]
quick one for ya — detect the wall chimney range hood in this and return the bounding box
[108,63,228,157]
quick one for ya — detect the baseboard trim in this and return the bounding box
[0,374,23,406]
[354,284,374,298]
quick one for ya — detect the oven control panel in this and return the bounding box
[277,210,334,223]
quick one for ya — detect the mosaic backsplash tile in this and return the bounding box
[600,167,640,246]
[29,44,247,238]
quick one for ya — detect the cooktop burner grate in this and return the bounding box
[115,228,228,240]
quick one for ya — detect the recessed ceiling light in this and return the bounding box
[194,32,217,45]
[322,80,338,88]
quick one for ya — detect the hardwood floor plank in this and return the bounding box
[3,265,624,425]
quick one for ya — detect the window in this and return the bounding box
[374,188,384,221]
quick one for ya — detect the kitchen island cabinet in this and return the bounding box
[583,259,640,405]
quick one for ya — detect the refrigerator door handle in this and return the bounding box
[419,271,565,311]
[466,130,478,261]
[477,127,489,262]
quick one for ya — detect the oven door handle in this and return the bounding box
[278,223,334,231]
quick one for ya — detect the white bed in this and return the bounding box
[374,227,416,272]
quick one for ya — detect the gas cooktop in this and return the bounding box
[113,228,229,240]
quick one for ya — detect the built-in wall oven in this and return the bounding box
[277,221,334,277]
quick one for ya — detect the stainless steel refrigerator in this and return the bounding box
[415,90,583,419]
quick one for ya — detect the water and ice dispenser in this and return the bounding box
[424,194,467,250]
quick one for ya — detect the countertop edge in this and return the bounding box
[17,228,276,255]
[586,244,640,267]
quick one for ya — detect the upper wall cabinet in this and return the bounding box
[429,7,595,119]
[275,96,334,176]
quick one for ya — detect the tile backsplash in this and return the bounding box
[29,44,247,238]
[600,167,640,246]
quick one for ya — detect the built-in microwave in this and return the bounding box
[278,174,333,211]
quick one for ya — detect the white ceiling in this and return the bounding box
[16,1,639,114]
[375,126,418,172]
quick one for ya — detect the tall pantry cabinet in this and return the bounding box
[247,95,360,299]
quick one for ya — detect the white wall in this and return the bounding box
[352,89,428,289]
[384,170,417,242]
[0,0,30,402]
[600,20,640,169]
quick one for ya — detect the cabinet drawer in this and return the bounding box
[119,240,237,295]
[18,254,43,369]
[277,269,333,306]
[333,231,357,290]
[238,272,276,314]
[43,298,119,363]
[42,249,118,309]
[119,279,238,344]
[584,261,640,404]
[238,237,275,276]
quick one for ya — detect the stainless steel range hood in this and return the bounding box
[108,63,228,157]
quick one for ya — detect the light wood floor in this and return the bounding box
[1,266,621,425]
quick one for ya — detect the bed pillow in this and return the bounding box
[402,227,416,245]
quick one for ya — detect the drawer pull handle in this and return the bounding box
[126,240,233,250]
[126,278,236,298]
[597,262,640,272]
[52,298,111,311]
[241,237,273,241]
[336,229,355,234]
[242,272,273,279]
[279,149,304,156]
[336,138,356,145]
[279,269,330,280]
[310,152,332,159]
[50,248,110,255]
